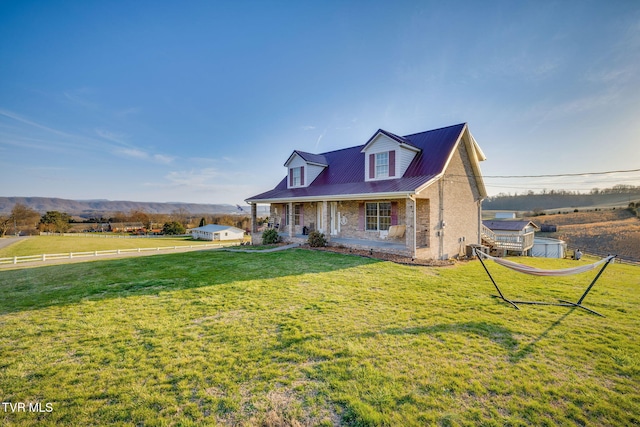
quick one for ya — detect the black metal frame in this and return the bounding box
[474,248,616,317]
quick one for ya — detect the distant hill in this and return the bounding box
[0,197,266,217]
[483,188,640,212]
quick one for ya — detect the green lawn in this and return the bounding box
[0,235,235,258]
[0,250,638,426]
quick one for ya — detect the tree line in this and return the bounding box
[483,185,640,211]
[0,204,256,237]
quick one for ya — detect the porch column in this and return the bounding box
[406,197,416,258]
[288,202,294,237]
[250,203,258,233]
[321,201,329,241]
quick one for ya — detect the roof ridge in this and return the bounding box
[402,122,466,138]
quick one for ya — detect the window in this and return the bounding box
[294,204,301,226]
[292,167,302,186]
[365,202,391,231]
[375,152,388,178]
[284,204,290,226]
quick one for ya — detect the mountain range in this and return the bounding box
[0,197,266,217]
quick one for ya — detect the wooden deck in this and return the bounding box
[481,224,535,255]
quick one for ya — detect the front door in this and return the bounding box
[330,202,338,236]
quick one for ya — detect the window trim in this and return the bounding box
[292,167,302,186]
[294,204,301,226]
[365,202,392,231]
[375,152,389,178]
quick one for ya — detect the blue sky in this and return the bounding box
[1,0,639,205]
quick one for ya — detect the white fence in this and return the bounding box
[39,232,190,238]
[0,242,237,266]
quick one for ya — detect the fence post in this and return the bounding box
[42,254,46,261]
[13,256,17,265]
[69,252,73,259]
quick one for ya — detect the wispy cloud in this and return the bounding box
[0,109,175,165]
[0,109,73,138]
[116,147,174,164]
[163,168,222,187]
[153,154,174,164]
[63,88,98,109]
[529,89,622,131]
[314,129,327,151]
[301,125,316,131]
[96,129,131,146]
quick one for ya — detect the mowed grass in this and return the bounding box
[0,250,638,426]
[0,235,230,258]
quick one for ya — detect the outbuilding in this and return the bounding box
[532,237,566,258]
[190,224,245,241]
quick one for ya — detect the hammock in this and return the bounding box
[477,252,615,277]
[473,248,616,316]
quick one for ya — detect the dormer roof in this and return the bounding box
[360,129,421,153]
[284,150,328,167]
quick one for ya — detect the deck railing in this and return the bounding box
[481,225,535,252]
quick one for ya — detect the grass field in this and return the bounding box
[0,249,638,426]
[0,236,236,258]
[528,210,640,261]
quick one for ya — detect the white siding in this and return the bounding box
[288,155,306,168]
[190,226,245,241]
[307,164,324,185]
[397,145,419,177]
[287,155,305,189]
[286,153,325,188]
[363,134,397,182]
[363,134,419,181]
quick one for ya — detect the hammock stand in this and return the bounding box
[474,248,616,317]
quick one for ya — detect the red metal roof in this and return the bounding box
[247,123,468,202]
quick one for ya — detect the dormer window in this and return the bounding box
[292,167,302,186]
[375,152,389,178]
[368,150,395,180]
[284,151,327,189]
[362,129,420,182]
[289,166,304,187]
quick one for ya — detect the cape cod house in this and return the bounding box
[246,123,488,260]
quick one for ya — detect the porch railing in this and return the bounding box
[481,224,535,252]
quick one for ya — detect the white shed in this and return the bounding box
[532,237,566,258]
[190,224,245,241]
[495,211,516,219]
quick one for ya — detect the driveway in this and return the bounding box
[0,236,29,250]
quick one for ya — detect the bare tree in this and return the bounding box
[11,203,40,235]
[171,207,192,228]
[129,209,152,231]
[0,214,11,237]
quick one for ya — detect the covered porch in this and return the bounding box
[249,199,419,257]
[275,232,409,254]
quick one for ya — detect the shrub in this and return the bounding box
[162,221,186,235]
[307,231,327,247]
[262,228,281,245]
